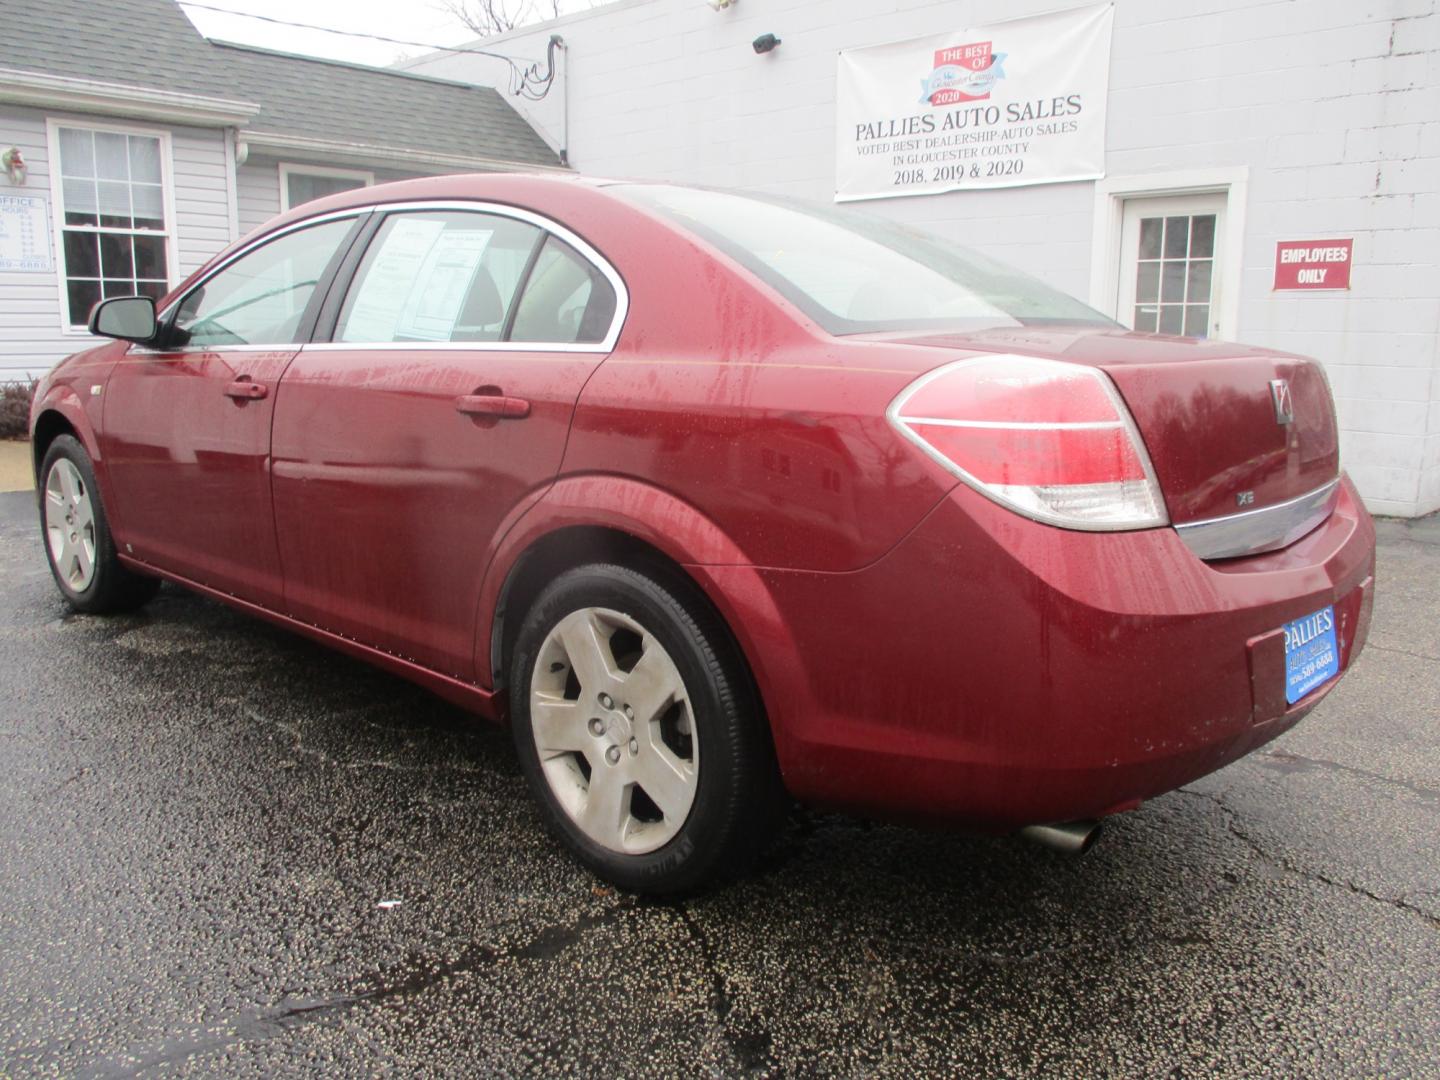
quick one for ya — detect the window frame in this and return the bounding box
[278,163,375,212]
[308,200,628,353]
[136,211,371,354]
[134,200,628,356]
[331,208,545,347]
[45,116,179,335]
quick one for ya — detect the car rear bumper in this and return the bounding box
[699,473,1376,831]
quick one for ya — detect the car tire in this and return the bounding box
[38,435,160,614]
[509,562,783,894]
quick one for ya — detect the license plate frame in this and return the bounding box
[1282,604,1339,705]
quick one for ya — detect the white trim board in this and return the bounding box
[0,67,258,127]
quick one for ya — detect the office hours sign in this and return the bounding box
[835,4,1114,202]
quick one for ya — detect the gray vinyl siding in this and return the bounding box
[0,106,62,383]
[0,104,236,382]
[236,159,281,237]
[234,157,457,238]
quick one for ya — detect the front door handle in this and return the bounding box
[224,379,268,401]
[455,393,530,419]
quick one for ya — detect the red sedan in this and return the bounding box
[30,175,1375,892]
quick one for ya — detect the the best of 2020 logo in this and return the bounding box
[919,41,1008,106]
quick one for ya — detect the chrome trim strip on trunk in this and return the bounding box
[1174,478,1342,561]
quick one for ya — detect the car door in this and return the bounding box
[269,206,624,681]
[100,215,364,609]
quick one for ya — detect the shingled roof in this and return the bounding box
[3,0,237,98]
[211,41,559,168]
[2,0,560,169]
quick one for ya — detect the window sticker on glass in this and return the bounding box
[340,218,494,343]
[396,228,493,341]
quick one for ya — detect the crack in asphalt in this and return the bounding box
[1177,787,1440,930]
[675,904,777,1076]
[1363,643,1440,663]
[1260,749,1440,804]
[84,900,642,1078]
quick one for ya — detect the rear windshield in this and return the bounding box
[615,184,1114,336]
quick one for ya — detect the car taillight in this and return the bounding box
[887,355,1169,530]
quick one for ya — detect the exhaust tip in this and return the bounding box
[1018,819,1103,856]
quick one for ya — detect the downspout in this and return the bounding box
[553,34,569,168]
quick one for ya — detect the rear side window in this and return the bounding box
[171,217,356,347]
[336,211,541,344]
[509,236,617,345]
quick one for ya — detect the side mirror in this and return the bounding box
[89,295,157,343]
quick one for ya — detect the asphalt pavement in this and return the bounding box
[1,487,1437,1077]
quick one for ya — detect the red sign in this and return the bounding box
[1273,239,1353,290]
[931,42,993,104]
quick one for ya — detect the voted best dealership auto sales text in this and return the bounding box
[853,96,1084,187]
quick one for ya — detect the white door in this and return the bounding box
[1116,193,1226,339]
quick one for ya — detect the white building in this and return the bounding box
[403,0,1440,518]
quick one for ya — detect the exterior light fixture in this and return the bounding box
[706,0,736,10]
[2,147,26,185]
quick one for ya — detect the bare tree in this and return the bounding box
[445,0,568,36]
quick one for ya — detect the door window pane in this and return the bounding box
[1186,260,1212,303]
[1135,260,1159,304]
[1163,216,1189,258]
[1137,217,1162,260]
[509,236,617,345]
[337,212,540,344]
[1189,215,1216,258]
[1160,261,1186,302]
[173,218,355,347]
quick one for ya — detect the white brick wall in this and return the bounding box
[405,0,1440,517]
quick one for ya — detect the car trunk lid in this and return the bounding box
[867,326,1341,527]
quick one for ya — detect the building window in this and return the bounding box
[279,164,374,211]
[54,125,171,327]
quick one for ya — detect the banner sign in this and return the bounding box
[1274,239,1353,290]
[835,4,1114,202]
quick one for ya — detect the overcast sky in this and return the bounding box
[179,0,596,69]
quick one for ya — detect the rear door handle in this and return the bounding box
[224,379,268,401]
[455,393,531,419]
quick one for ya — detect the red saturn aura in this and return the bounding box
[31,175,1375,892]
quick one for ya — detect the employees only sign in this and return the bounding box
[835,4,1114,202]
[1274,239,1353,290]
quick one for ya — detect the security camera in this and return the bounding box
[752,33,781,54]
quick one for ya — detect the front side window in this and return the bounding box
[336,211,541,344]
[616,184,1112,335]
[171,218,355,348]
[56,126,170,327]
